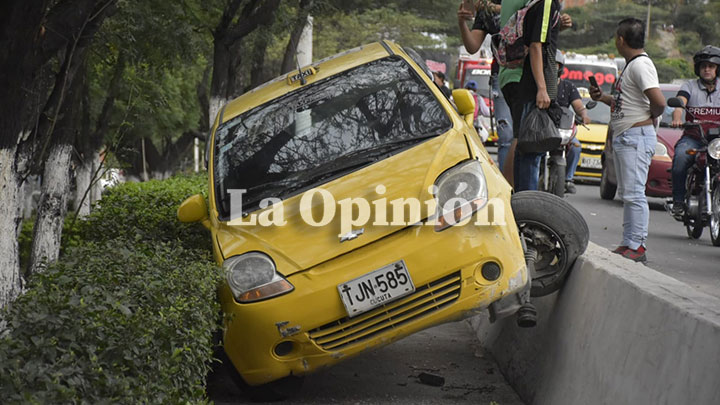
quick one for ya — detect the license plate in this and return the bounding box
[581,156,602,169]
[338,260,415,317]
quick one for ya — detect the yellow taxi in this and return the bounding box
[178,41,588,400]
[574,90,610,178]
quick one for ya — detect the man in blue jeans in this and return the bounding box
[589,18,665,263]
[670,46,720,219]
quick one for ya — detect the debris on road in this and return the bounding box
[418,372,445,387]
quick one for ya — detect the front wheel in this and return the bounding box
[710,184,720,246]
[548,159,566,198]
[512,191,590,297]
[687,223,703,239]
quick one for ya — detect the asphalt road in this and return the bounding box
[208,320,524,404]
[566,181,720,298]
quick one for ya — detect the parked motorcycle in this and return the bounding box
[539,101,596,198]
[664,97,720,246]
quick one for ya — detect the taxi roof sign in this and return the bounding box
[287,67,317,85]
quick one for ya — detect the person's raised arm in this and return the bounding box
[671,95,688,128]
[570,98,591,125]
[589,84,613,107]
[458,3,486,54]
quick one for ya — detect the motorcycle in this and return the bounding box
[539,101,595,198]
[664,97,720,246]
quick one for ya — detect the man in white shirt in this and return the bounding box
[589,18,665,264]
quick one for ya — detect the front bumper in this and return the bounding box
[574,142,604,178]
[219,205,527,386]
[646,158,672,197]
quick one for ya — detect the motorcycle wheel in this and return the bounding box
[686,223,703,239]
[710,185,720,246]
[512,191,589,297]
[599,163,617,200]
[548,160,565,198]
[538,155,548,192]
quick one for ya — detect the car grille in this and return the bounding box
[308,271,462,351]
[581,143,604,156]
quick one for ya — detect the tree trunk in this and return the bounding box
[208,0,281,128]
[0,144,23,305]
[28,143,73,274]
[73,157,93,217]
[91,150,103,203]
[281,0,314,75]
[29,56,85,275]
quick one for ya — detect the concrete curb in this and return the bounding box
[470,242,720,405]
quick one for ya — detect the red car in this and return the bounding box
[599,83,683,199]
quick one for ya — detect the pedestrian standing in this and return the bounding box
[510,0,563,191]
[499,0,572,189]
[589,18,666,263]
[433,71,453,99]
[457,0,514,170]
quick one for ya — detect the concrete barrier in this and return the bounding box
[471,242,720,405]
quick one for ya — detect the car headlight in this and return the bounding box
[654,141,669,158]
[434,160,488,231]
[224,252,294,303]
[709,138,720,160]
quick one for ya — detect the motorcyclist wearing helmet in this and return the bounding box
[670,45,720,218]
[555,50,591,193]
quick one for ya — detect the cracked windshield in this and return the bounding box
[214,56,451,219]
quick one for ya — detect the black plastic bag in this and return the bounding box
[517,105,561,153]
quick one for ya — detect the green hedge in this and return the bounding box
[1,174,221,404]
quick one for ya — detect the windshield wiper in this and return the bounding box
[337,134,439,162]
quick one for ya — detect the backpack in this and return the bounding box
[490,0,543,69]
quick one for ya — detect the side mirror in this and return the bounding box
[452,89,476,128]
[667,97,685,108]
[585,100,597,110]
[178,194,209,223]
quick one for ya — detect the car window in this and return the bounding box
[402,47,434,81]
[214,56,452,219]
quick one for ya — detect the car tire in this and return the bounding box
[512,191,590,297]
[709,185,720,246]
[600,163,617,200]
[220,349,304,402]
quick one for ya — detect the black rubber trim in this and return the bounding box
[380,40,394,56]
[218,105,227,124]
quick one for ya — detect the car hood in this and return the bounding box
[575,123,608,144]
[213,130,472,276]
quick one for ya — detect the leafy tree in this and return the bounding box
[0,0,118,306]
